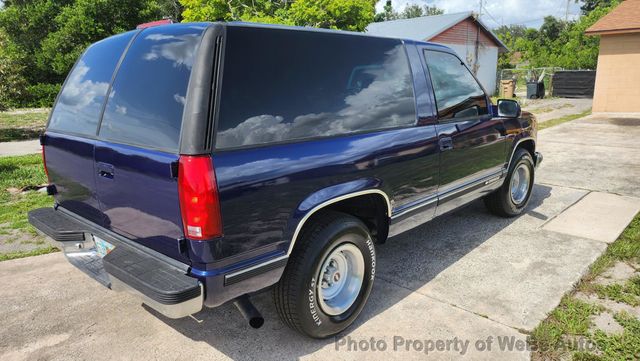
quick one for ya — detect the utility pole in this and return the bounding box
[565,0,570,21]
[473,0,483,75]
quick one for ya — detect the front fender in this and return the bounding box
[503,111,537,165]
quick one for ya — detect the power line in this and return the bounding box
[481,4,502,27]
[476,0,581,29]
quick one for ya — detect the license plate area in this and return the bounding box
[93,236,115,258]
[57,234,114,287]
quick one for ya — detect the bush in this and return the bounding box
[0,30,27,111]
[0,61,27,111]
[23,83,60,108]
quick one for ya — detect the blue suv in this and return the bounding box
[29,22,542,338]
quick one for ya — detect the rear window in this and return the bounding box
[98,24,206,151]
[48,31,135,136]
[216,26,416,149]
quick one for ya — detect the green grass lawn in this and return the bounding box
[0,110,49,142]
[538,110,592,131]
[0,154,56,261]
[530,213,640,360]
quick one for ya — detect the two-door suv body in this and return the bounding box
[29,22,542,338]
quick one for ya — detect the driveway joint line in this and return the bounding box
[538,182,639,199]
[536,189,592,230]
[375,276,528,334]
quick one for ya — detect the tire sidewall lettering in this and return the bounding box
[365,237,376,281]
[308,277,322,326]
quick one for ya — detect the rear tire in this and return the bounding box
[485,148,535,217]
[273,211,376,339]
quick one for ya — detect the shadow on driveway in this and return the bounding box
[149,185,553,360]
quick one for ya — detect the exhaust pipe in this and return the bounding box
[233,295,264,329]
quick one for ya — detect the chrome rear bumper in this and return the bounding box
[29,207,203,319]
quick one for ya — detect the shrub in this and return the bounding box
[23,83,61,108]
[0,30,27,110]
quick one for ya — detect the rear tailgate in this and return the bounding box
[92,24,208,262]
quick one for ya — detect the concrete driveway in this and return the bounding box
[1,115,639,361]
[0,139,41,157]
[521,97,593,123]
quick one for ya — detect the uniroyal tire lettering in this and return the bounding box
[308,277,322,326]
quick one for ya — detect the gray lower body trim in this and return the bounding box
[390,169,505,220]
[389,169,506,237]
[224,255,289,286]
[391,195,438,220]
[437,169,505,203]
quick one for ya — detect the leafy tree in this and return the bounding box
[506,0,621,70]
[578,0,614,15]
[152,0,183,21]
[494,24,527,41]
[289,0,376,31]
[401,3,443,19]
[180,0,290,22]
[40,0,166,77]
[0,0,72,84]
[180,0,376,32]
[374,0,397,22]
[0,0,175,107]
[0,29,27,110]
[539,16,567,42]
[374,1,443,22]
[494,25,527,70]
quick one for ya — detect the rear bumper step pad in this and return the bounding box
[28,207,85,242]
[103,246,201,305]
[28,207,202,318]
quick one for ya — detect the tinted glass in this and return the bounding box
[424,50,488,120]
[216,27,416,148]
[48,31,134,135]
[99,24,206,151]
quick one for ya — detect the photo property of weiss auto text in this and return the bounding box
[1,0,640,360]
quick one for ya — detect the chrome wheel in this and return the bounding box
[510,163,531,205]
[317,242,365,316]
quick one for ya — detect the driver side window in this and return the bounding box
[424,50,488,120]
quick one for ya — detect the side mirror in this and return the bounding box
[497,99,521,118]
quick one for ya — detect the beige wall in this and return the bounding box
[593,33,640,113]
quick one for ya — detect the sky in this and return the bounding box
[376,0,584,29]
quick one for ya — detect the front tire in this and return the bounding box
[273,211,376,338]
[485,148,535,217]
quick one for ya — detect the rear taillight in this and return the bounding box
[178,155,222,240]
[41,145,50,181]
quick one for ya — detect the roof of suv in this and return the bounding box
[142,21,453,52]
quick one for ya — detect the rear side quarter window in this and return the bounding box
[48,31,135,136]
[216,27,417,149]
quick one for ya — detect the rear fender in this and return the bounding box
[284,178,392,255]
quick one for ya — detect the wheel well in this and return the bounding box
[304,194,390,244]
[517,139,535,157]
